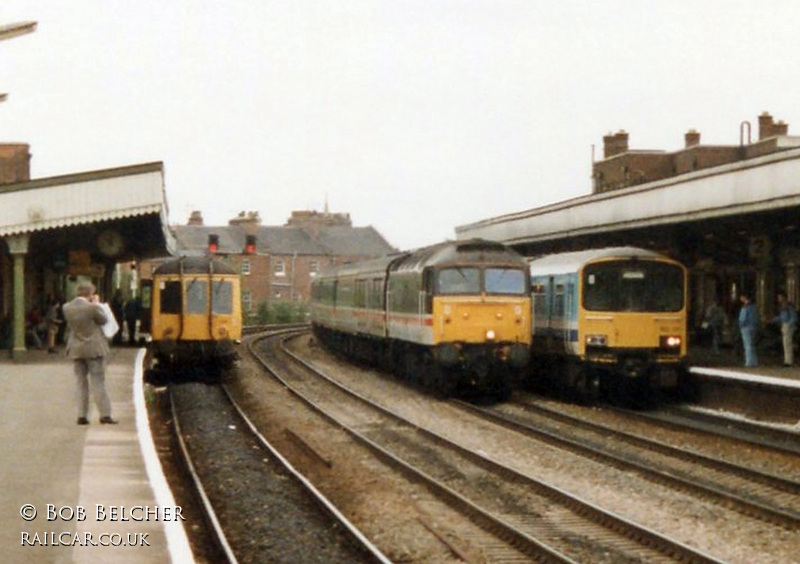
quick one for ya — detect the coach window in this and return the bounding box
[160,281,182,314]
[355,279,367,308]
[372,278,384,309]
[532,282,548,317]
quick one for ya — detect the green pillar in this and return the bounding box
[7,234,30,361]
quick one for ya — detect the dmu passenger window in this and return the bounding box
[532,282,548,317]
[583,261,684,312]
[485,268,527,295]
[186,280,208,314]
[159,281,182,314]
[437,268,480,295]
[211,280,233,314]
[553,284,566,317]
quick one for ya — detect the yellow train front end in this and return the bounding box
[432,295,531,368]
[147,257,242,380]
[580,310,687,387]
[423,260,532,398]
[578,254,688,394]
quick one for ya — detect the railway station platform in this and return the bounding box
[0,347,192,564]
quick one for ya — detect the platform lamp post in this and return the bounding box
[0,21,37,104]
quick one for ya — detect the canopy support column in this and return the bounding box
[7,234,29,360]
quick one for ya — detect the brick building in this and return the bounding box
[0,143,31,184]
[139,209,395,315]
[593,112,800,193]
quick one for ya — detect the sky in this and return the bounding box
[2,1,800,250]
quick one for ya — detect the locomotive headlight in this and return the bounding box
[585,334,608,346]
[660,335,682,348]
[486,329,496,341]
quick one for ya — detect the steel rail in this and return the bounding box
[253,331,728,564]
[456,398,800,531]
[168,390,239,564]
[220,372,393,564]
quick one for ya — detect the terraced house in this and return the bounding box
[138,209,395,316]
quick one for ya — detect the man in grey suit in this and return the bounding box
[63,282,118,425]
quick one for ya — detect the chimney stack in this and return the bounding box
[603,130,629,158]
[684,129,701,148]
[187,210,204,226]
[758,111,775,140]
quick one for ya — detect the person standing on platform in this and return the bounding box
[63,282,118,425]
[772,292,797,367]
[738,293,760,368]
[124,294,141,345]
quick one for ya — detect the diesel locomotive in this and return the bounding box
[528,247,688,404]
[310,239,531,399]
[143,256,242,383]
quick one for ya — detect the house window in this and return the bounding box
[242,289,252,312]
[241,258,251,275]
[274,259,285,277]
[309,260,319,276]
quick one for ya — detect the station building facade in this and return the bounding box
[456,112,800,341]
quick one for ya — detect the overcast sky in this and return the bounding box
[2,1,800,250]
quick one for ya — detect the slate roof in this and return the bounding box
[172,223,395,258]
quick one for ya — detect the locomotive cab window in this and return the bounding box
[485,268,527,295]
[211,280,234,314]
[437,267,480,295]
[159,281,182,314]
[186,280,208,314]
[583,261,684,312]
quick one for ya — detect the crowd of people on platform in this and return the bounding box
[16,291,142,352]
[703,290,798,368]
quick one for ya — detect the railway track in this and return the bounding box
[246,330,729,563]
[460,395,800,531]
[166,328,390,564]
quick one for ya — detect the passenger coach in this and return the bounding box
[529,247,688,403]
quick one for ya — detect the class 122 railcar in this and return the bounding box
[142,256,242,384]
[528,247,688,404]
[310,239,532,399]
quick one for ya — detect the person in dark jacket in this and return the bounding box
[738,293,760,368]
[124,295,142,345]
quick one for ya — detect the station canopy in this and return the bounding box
[0,161,175,261]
